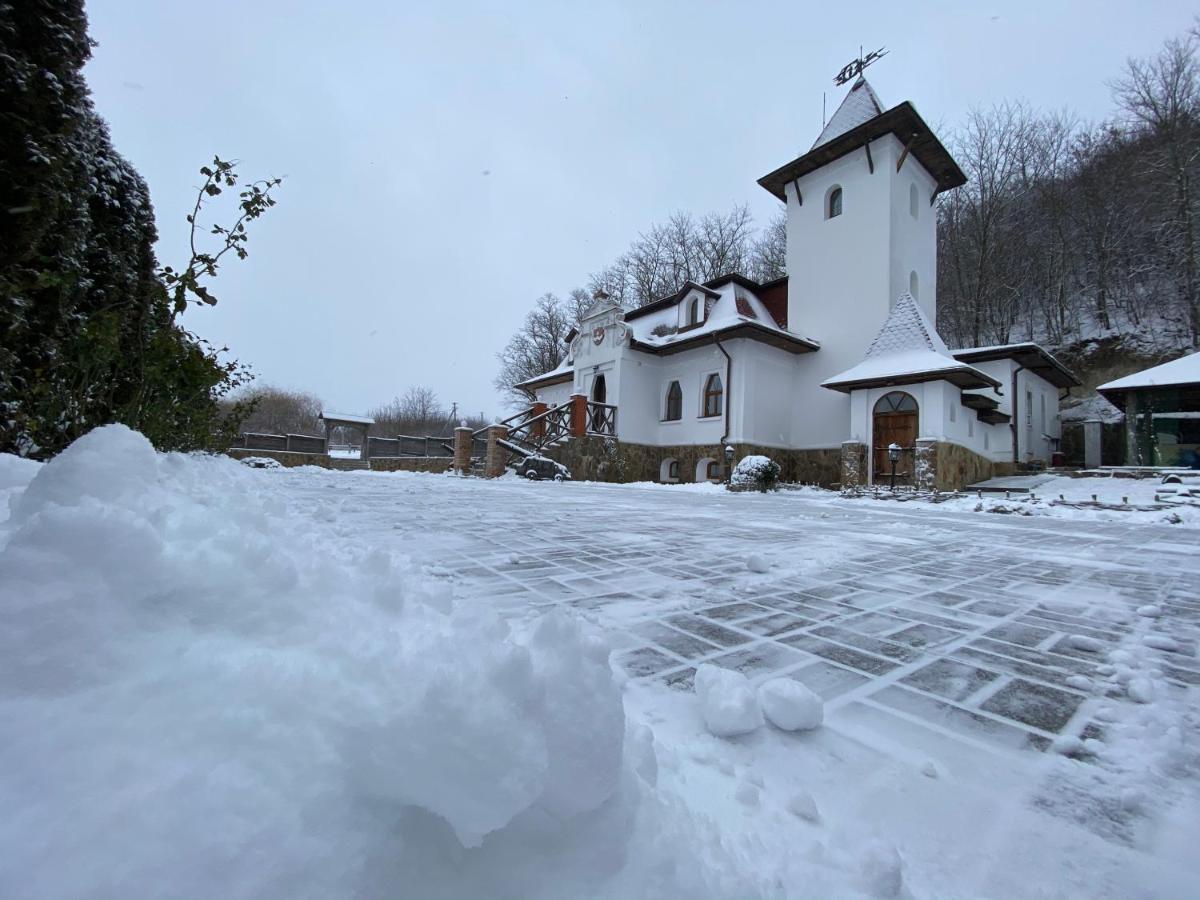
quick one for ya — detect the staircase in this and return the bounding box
[466,399,616,475]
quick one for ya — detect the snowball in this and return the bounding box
[788,791,821,822]
[1144,635,1180,652]
[1051,735,1085,756]
[747,553,771,573]
[694,664,762,737]
[1136,604,1163,618]
[1127,677,1155,703]
[758,678,823,731]
[1064,675,1093,691]
[920,760,940,779]
[1067,634,1105,653]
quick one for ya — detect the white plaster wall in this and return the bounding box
[533,380,573,408]
[783,134,942,451]
[616,345,730,446]
[733,340,803,448]
[954,359,1063,463]
[889,160,939,321]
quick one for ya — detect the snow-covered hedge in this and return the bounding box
[0,425,747,898]
[730,454,781,492]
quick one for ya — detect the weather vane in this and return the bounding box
[834,46,888,86]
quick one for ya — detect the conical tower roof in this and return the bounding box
[822,293,999,393]
[811,78,884,150]
[864,291,949,358]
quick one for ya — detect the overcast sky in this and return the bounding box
[84,0,1193,418]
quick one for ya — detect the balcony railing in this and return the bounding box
[587,402,617,437]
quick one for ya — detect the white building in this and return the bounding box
[516,78,1079,488]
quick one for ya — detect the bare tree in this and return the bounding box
[235,386,323,435]
[369,385,451,435]
[749,206,787,282]
[494,293,574,407]
[1112,28,1200,343]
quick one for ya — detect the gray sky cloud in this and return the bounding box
[84,0,1193,417]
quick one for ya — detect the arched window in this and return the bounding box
[874,391,917,414]
[660,457,679,482]
[703,373,723,418]
[827,186,843,219]
[909,183,919,219]
[687,297,700,325]
[909,270,919,301]
[664,381,682,421]
[696,457,720,482]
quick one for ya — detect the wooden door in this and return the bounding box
[873,411,918,482]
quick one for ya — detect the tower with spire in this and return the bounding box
[758,76,967,449]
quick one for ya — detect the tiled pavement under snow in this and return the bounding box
[286,471,1200,856]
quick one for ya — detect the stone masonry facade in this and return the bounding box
[546,437,842,486]
[227,447,452,473]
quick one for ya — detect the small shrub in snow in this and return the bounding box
[730,455,780,492]
[758,678,823,731]
[694,664,762,737]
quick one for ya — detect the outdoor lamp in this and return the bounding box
[888,442,901,490]
[724,445,735,484]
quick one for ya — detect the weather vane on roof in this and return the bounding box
[834,46,888,86]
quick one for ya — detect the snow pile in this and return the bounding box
[0,426,742,899]
[758,678,824,731]
[694,664,762,736]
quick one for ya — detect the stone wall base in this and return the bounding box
[367,456,454,473]
[227,447,451,473]
[932,441,995,492]
[545,437,842,486]
[228,448,334,468]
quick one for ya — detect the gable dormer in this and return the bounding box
[676,282,720,330]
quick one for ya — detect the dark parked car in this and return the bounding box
[520,455,570,481]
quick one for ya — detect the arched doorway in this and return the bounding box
[872,391,918,484]
[592,374,607,404]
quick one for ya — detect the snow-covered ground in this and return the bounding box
[2,427,1198,898]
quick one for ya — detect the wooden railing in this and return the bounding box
[586,402,617,437]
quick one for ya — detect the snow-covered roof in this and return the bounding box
[514,356,573,390]
[320,412,375,426]
[952,342,1080,388]
[811,78,884,150]
[823,292,999,393]
[1097,351,1200,392]
[624,277,817,354]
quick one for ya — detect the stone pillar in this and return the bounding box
[840,440,866,489]
[569,393,588,438]
[914,439,938,492]
[453,425,473,475]
[484,425,509,478]
[530,401,548,441]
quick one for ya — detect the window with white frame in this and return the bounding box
[702,373,723,418]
